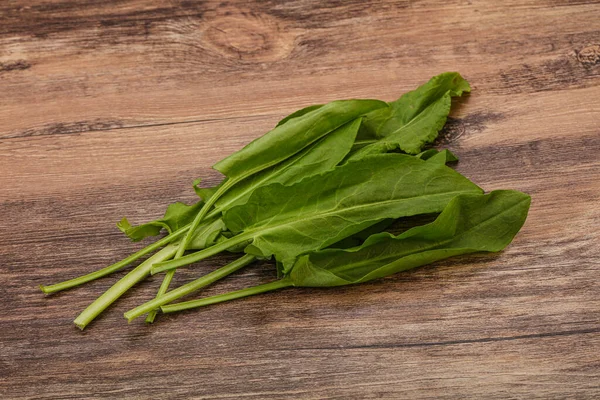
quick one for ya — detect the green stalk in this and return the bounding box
[160,278,293,314]
[147,174,268,321]
[125,254,256,322]
[151,232,251,275]
[146,157,303,320]
[40,225,189,294]
[73,244,178,330]
[174,178,238,259]
[144,269,176,323]
[145,216,220,323]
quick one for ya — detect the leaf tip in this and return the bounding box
[116,217,131,233]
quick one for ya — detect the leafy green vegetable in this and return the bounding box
[40,72,531,331]
[226,153,481,272]
[124,115,364,319]
[117,200,204,242]
[146,118,362,321]
[206,117,362,212]
[276,104,324,127]
[141,144,455,320]
[159,190,529,313]
[350,72,470,158]
[214,100,386,180]
[152,153,482,275]
[177,99,388,259]
[287,190,530,286]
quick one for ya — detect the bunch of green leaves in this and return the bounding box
[40,72,530,330]
[148,190,530,316]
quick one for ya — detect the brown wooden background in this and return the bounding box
[1,1,599,399]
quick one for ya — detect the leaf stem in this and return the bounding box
[125,254,256,322]
[144,268,175,323]
[160,278,293,314]
[174,178,238,259]
[40,225,189,294]
[151,232,251,275]
[145,216,220,323]
[73,244,178,330]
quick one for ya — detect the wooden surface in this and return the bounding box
[1,1,599,398]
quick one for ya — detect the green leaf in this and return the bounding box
[415,148,441,160]
[223,153,482,271]
[193,178,218,201]
[214,232,252,253]
[179,99,387,257]
[420,149,459,164]
[288,190,530,287]
[158,191,530,312]
[117,200,204,242]
[213,99,387,180]
[187,218,228,250]
[276,104,324,127]
[153,153,482,275]
[329,218,395,249]
[212,118,362,211]
[351,72,470,157]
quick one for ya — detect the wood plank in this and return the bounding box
[1,0,599,138]
[1,84,598,199]
[2,333,599,399]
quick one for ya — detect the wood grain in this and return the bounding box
[1,0,599,399]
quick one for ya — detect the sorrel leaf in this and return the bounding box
[288,190,531,286]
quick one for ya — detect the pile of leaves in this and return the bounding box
[40,72,530,329]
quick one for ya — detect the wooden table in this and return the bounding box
[1,1,599,398]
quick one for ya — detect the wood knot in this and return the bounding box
[436,117,466,145]
[202,11,296,62]
[436,112,504,146]
[0,60,31,73]
[576,45,600,67]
